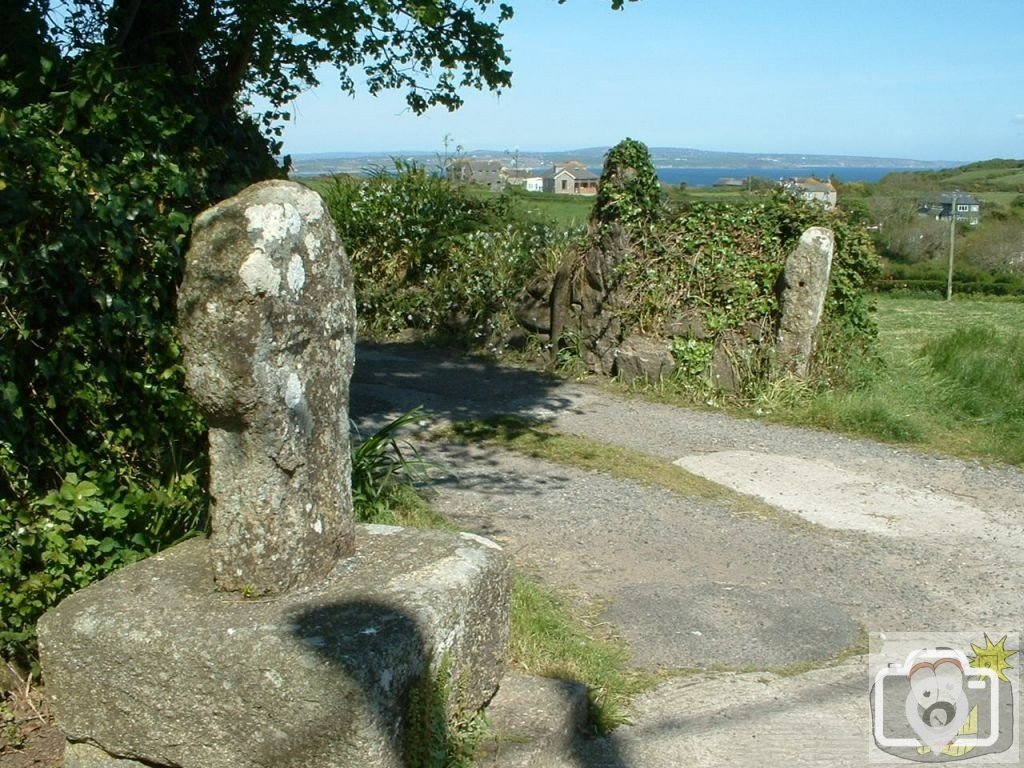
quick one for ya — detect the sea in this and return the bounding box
[652,166,919,188]
[287,153,929,187]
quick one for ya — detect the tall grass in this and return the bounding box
[350,408,447,528]
[783,296,1024,465]
[924,324,1024,463]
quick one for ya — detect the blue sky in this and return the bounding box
[272,0,1024,162]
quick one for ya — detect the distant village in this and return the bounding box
[446,158,599,196]
[447,157,843,209]
[446,157,982,223]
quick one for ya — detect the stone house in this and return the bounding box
[446,159,505,191]
[918,192,981,225]
[783,177,837,209]
[542,162,600,195]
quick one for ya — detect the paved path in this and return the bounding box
[350,343,1024,767]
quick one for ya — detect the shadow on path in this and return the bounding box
[348,343,631,766]
[351,342,584,428]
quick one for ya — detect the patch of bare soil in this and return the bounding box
[0,668,63,768]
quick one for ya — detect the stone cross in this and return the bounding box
[178,180,357,595]
[775,226,834,378]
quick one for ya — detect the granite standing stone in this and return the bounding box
[775,226,834,378]
[177,180,357,595]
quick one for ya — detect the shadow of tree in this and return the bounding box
[350,342,585,430]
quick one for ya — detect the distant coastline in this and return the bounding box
[287,145,958,187]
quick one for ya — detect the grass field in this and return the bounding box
[500,189,595,228]
[975,191,1020,207]
[783,295,1024,465]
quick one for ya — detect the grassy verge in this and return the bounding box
[446,415,802,527]
[596,294,1024,466]
[776,296,1024,465]
[509,572,654,732]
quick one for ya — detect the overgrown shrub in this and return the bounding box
[592,137,664,230]
[321,164,560,346]
[615,190,881,386]
[0,49,278,666]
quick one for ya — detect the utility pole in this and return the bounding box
[946,191,957,301]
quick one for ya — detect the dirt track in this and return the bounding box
[352,343,1024,767]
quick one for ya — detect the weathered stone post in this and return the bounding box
[775,226,834,378]
[178,180,356,595]
[37,181,510,768]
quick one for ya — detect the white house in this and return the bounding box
[505,168,545,192]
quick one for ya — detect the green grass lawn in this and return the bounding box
[783,295,1024,465]
[505,190,595,228]
[975,191,1020,207]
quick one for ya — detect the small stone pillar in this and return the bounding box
[775,226,834,378]
[177,180,356,595]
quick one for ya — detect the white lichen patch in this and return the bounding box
[292,188,326,222]
[304,232,320,260]
[311,518,323,534]
[285,372,304,410]
[287,253,306,292]
[245,202,302,245]
[239,249,280,296]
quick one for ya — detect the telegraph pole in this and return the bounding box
[946,191,957,301]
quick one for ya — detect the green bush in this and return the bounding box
[877,260,1024,296]
[0,49,278,666]
[321,164,560,347]
[593,137,664,230]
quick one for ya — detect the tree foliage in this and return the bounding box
[2,0,638,665]
[27,1,628,126]
[0,41,285,665]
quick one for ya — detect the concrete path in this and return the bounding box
[350,343,1024,767]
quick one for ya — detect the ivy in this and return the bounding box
[593,137,664,231]
[0,49,278,666]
